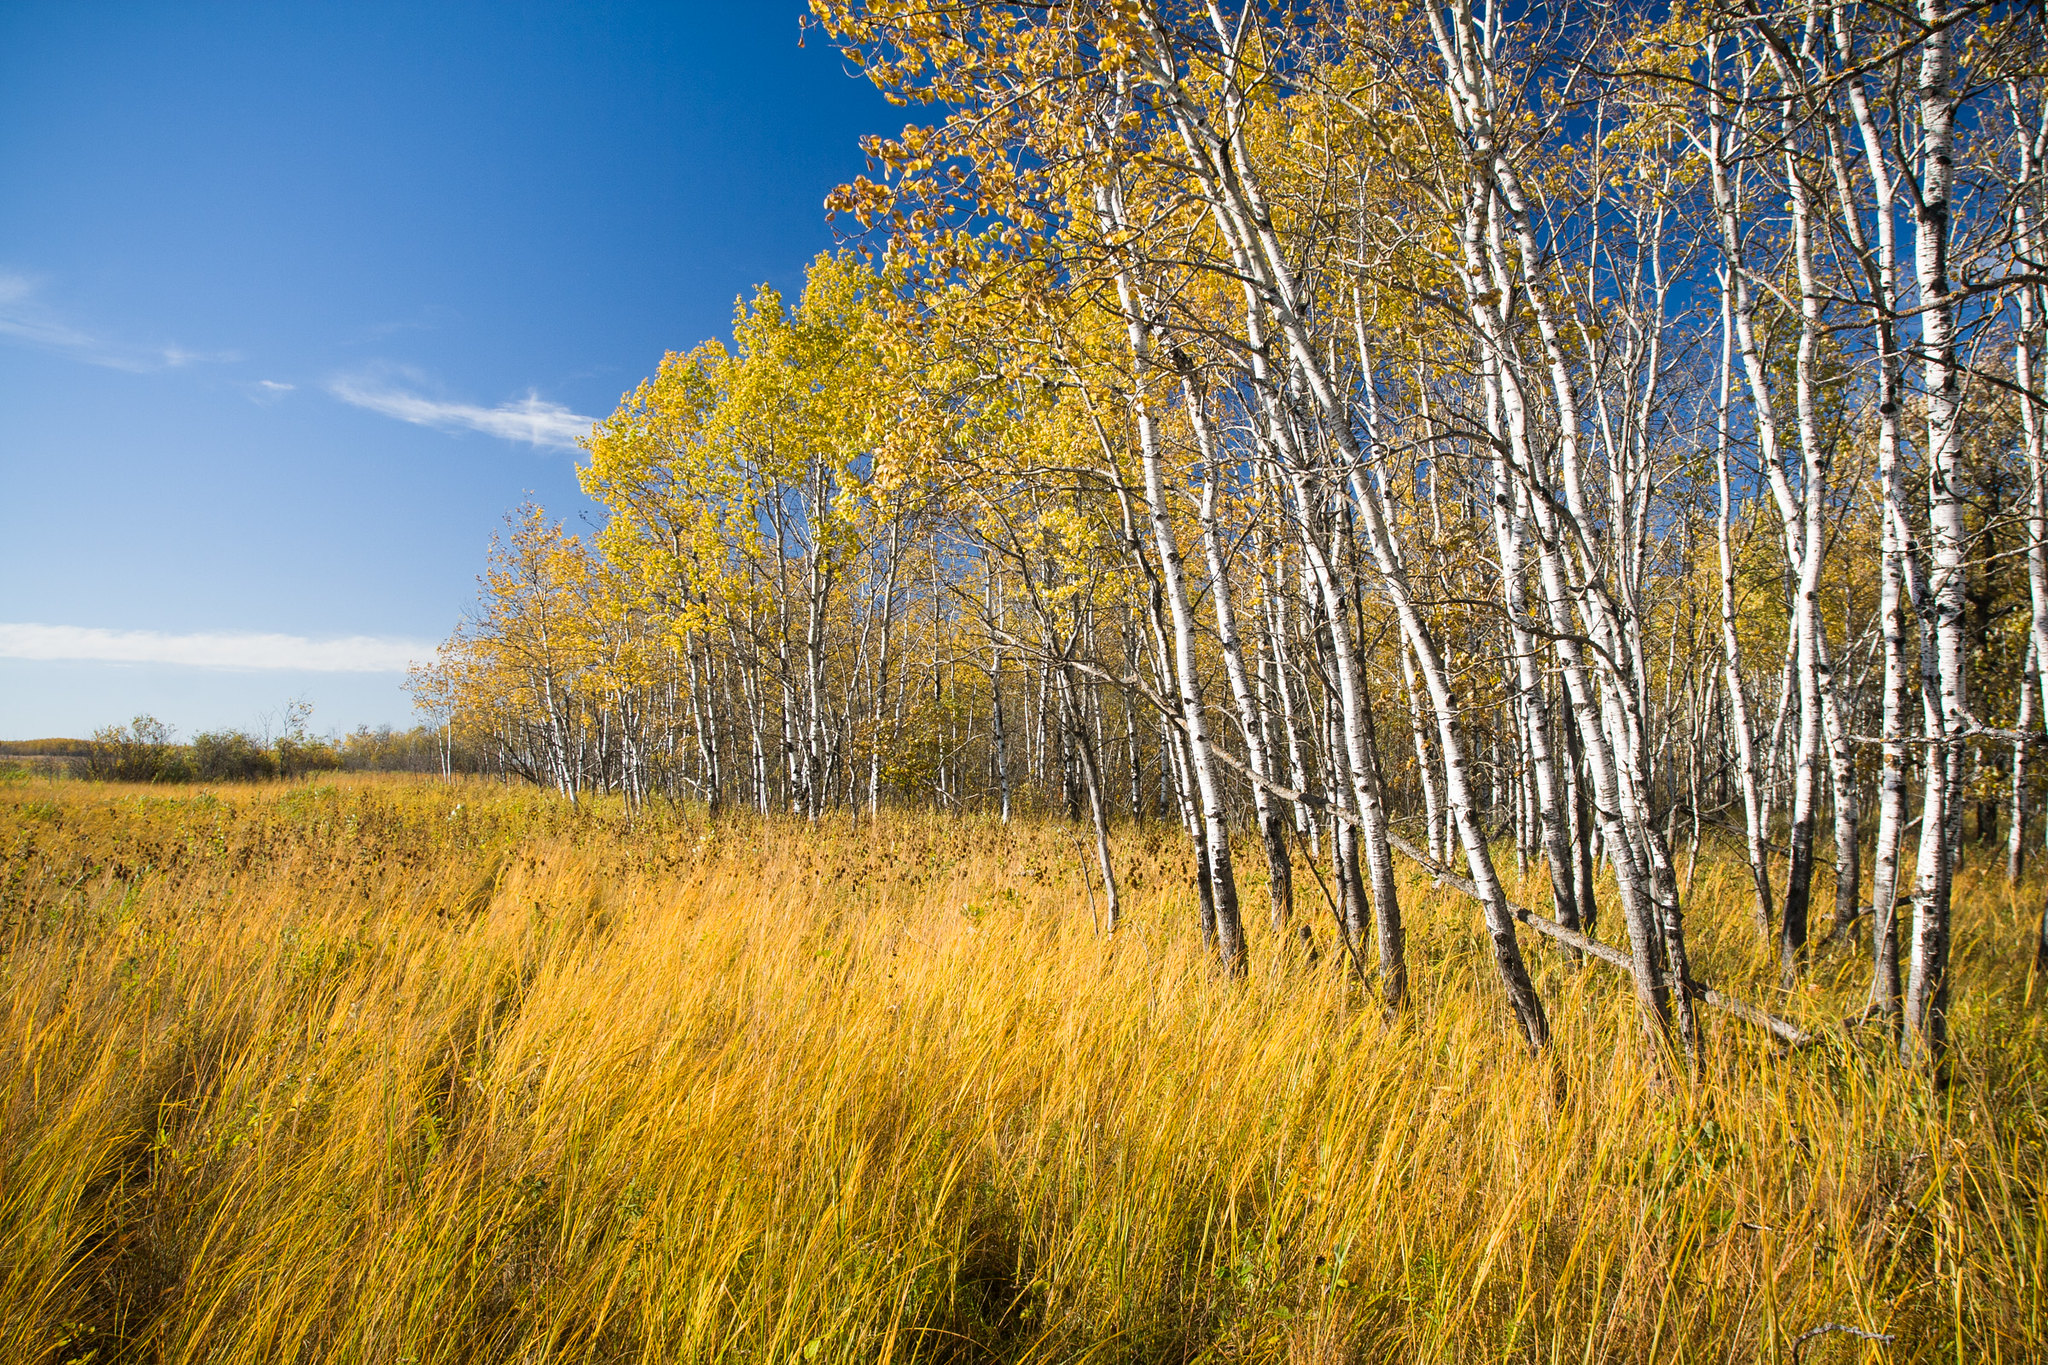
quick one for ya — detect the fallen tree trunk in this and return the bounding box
[1002,634,1813,1048]
[1383,831,1810,1047]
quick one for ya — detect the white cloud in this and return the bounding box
[330,373,595,451]
[0,273,97,352]
[0,271,237,372]
[0,623,435,673]
[256,379,295,393]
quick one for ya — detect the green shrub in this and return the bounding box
[276,736,344,779]
[191,730,279,782]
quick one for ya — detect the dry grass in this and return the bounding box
[0,773,2042,1363]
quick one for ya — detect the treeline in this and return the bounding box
[17,716,483,783]
[415,0,2048,1070]
[0,739,99,759]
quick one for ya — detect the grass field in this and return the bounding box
[1,773,2043,1363]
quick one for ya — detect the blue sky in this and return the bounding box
[0,1,891,740]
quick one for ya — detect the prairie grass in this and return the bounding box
[1,773,2042,1363]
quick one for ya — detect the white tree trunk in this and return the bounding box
[1189,384,1295,932]
[1905,0,1963,1067]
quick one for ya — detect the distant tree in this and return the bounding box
[272,699,343,779]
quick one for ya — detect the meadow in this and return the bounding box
[1,773,2042,1363]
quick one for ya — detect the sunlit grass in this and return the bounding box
[1,774,2041,1362]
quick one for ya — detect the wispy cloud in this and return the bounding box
[0,272,237,372]
[330,372,596,451]
[0,623,434,673]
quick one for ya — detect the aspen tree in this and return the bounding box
[1905,0,1965,1068]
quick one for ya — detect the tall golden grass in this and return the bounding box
[1,773,2041,1363]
